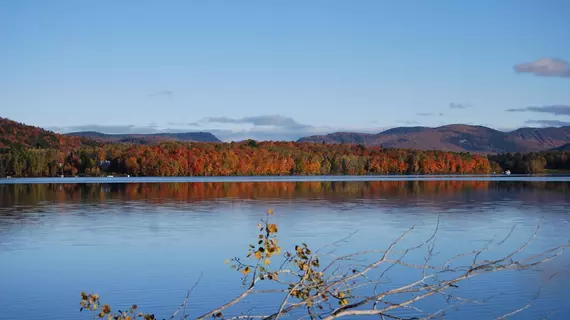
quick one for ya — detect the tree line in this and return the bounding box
[488,151,569,174]
[0,141,492,177]
[1,140,568,178]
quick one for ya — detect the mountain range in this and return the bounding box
[2,117,569,153]
[297,124,570,153]
[66,131,221,144]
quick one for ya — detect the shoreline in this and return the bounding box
[1,174,570,184]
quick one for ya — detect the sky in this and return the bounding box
[0,0,569,141]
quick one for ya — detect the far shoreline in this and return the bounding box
[1,174,570,185]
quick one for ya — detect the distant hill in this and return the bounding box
[0,117,97,150]
[298,124,570,153]
[4,117,569,153]
[66,131,221,144]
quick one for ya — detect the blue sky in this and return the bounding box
[1,0,569,141]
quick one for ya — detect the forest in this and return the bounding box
[0,141,492,177]
[1,139,569,178]
[488,151,570,174]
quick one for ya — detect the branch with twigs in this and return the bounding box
[80,211,569,320]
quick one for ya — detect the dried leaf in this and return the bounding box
[267,224,278,233]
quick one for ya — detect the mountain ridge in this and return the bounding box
[66,131,221,144]
[2,117,569,153]
[298,124,570,153]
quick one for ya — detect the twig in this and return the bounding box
[169,272,202,320]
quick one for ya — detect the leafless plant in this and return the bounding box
[81,212,569,320]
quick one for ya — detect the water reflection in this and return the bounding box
[1,180,568,210]
[0,180,569,320]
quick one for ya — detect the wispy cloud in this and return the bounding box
[168,121,201,127]
[525,119,570,127]
[200,115,391,141]
[506,105,570,116]
[514,58,570,78]
[415,112,446,117]
[200,115,318,141]
[48,115,397,141]
[202,115,312,130]
[449,102,471,109]
[397,120,420,125]
[149,90,174,100]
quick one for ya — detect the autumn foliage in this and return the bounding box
[0,117,97,151]
[0,140,492,177]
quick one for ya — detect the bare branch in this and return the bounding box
[169,272,202,320]
[81,218,568,320]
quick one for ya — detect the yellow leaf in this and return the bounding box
[255,251,262,260]
[267,224,278,233]
[242,266,251,275]
[224,259,230,264]
[264,259,271,265]
[268,208,274,215]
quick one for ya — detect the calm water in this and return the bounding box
[0,177,569,319]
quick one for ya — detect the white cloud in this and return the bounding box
[449,102,471,109]
[506,105,570,116]
[514,58,570,78]
[524,119,570,127]
[202,115,311,130]
[148,90,174,99]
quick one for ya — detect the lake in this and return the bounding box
[0,176,569,319]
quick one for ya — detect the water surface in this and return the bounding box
[0,178,569,319]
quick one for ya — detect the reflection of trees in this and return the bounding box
[1,181,568,210]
